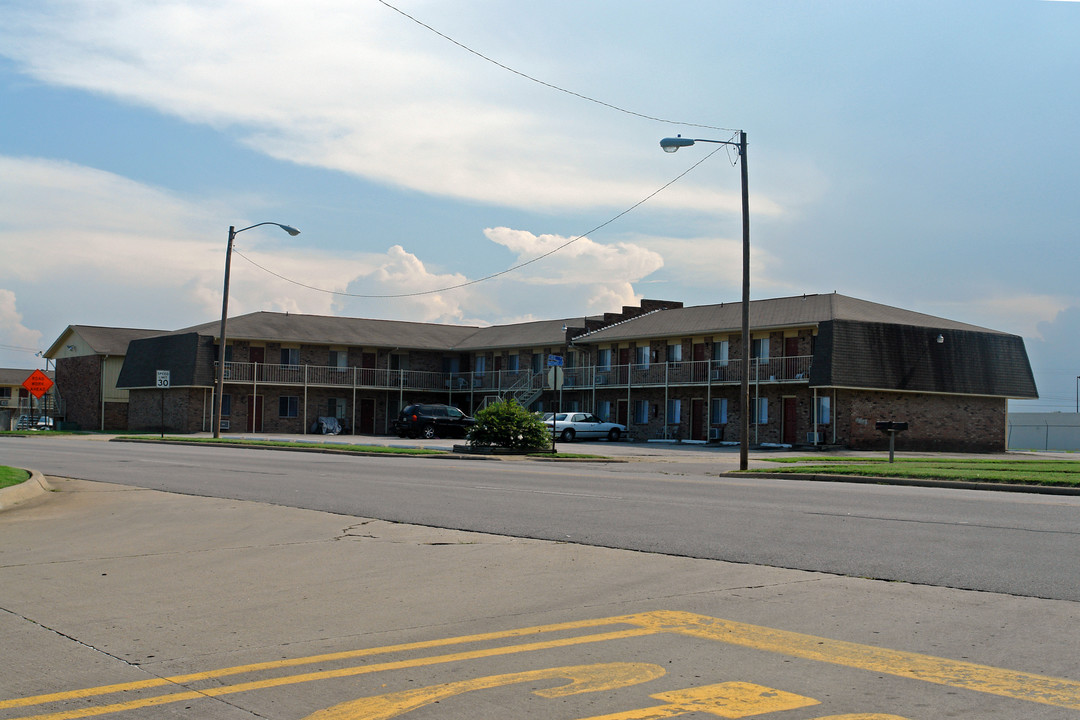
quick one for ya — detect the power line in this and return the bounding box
[376,0,738,134]
[234,145,726,299]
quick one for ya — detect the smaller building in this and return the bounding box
[45,325,166,431]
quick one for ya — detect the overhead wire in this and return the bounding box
[235,2,738,299]
[233,145,726,298]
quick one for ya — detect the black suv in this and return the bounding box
[393,404,476,439]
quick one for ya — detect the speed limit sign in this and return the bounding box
[156,370,171,388]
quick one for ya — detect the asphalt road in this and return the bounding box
[4,435,1080,601]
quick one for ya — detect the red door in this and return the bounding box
[250,346,264,364]
[783,397,797,445]
[617,348,631,384]
[247,395,263,432]
[784,337,800,379]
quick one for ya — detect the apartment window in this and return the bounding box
[752,338,770,363]
[474,356,486,375]
[532,353,543,373]
[635,345,650,368]
[816,396,832,425]
[329,350,347,368]
[280,348,299,366]
[633,399,649,425]
[668,344,683,362]
[753,397,768,425]
[597,400,612,422]
[713,340,729,366]
[0,388,10,406]
[221,394,231,417]
[279,396,299,418]
[328,398,347,420]
[667,399,682,423]
[710,398,728,424]
[508,354,520,372]
[597,348,612,370]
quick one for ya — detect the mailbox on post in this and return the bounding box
[876,421,909,463]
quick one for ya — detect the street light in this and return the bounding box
[214,222,301,439]
[661,132,751,471]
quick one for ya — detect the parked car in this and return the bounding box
[392,404,476,439]
[545,413,625,442]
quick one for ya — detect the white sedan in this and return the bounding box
[545,413,625,442]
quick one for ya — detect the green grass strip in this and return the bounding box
[0,465,30,490]
[120,436,448,455]
[761,457,1080,486]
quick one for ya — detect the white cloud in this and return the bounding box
[0,1,784,216]
[0,289,44,368]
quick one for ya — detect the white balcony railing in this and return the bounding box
[216,356,813,394]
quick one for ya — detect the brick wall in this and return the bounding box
[128,388,207,433]
[842,391,1007,452]
[56,355,102,430]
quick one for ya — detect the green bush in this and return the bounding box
[466,400,550,451]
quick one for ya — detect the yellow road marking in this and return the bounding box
[6,629,654,720]
[575,681,820,719]
[301,662,666,720]
[633,610,1080,710]
[4,610,1080,718]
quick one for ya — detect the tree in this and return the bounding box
[466,399,550,451]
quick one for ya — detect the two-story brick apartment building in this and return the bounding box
[104,293,1035,451]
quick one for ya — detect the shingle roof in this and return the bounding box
[0,368,54,386]
[45,326,167,357]
[571,294,999,343]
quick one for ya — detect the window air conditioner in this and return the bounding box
[220,420,230,431]
[711,369,722,380]
[806,432,821,443]
[709,427,721,440]
[595,374,607,385]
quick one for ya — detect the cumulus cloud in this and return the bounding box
[0,1,782,216]
[0,289,44,367]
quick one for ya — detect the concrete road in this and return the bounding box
[1,476,1079,719]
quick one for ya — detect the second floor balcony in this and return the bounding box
[217,356,813,394]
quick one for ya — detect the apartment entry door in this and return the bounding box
[691,398,705,441]
[782,396,797,445]
[247,395,264,432]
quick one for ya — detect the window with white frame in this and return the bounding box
[221,394,231,417]
[752,338,769,363]
[753,397,768,424]
[474,355,486,375]
[713,340,729,366]
[633,399,649,424]
[667,398,682,423]
[328,350,347,368]
[634,345,650,368]
[597,400,612,422]
[328,398,347,420]
[597,348,612,370]
[0,387,10,406]
[668,343,683,362]
[279,396,299,417]
[508,354,520,372]
[816,396,832,424]
[280,348,299,366]
[711,397,728,424]
[532,353,543,373]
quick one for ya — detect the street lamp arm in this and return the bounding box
[233,222,301,237]
[660,134,743,153]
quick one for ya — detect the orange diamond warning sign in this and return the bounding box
[23,369,54,399]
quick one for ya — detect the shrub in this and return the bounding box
[466,400,550,451]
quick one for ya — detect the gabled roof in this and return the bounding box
[0,368,54,386]
[45,325,167,357]
[571,293,999,344]
[455,317,600,351]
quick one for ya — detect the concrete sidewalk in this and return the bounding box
[1,476,1078,718]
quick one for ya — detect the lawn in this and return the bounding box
[0,465,30,490]
[759,457,1080,487]
[119,436,450,455]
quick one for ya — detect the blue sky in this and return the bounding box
[1,1,1078,411]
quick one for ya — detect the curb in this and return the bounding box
[737,472,1080,496]
[0,469,52,511]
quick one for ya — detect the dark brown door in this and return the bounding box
[784,337,800,379]
[783,397,797,445]
[359,398,376,435]
[691,398,705,441]
[250,346,264,364]
[616,399,629,427]
[247,395,263,432]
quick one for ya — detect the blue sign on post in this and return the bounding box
[547,354,564,367]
